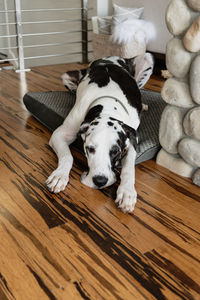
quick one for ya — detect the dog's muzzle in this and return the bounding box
[81,171,116,189]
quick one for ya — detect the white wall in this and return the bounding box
[97,0,112,16]
[97,0,172,54]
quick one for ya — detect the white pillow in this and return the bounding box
[97,16,112,35]
[113,4,144,25]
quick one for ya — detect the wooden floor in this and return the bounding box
[0,63,200,300]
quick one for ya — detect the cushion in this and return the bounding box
[97,16,113,35]
[23,89,166,164]
[112,4,144,25]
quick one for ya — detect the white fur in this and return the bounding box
[111,19,156,45]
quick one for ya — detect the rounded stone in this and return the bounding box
[187,0,200,11]
[183,16,200,52]
[166,0,192,35]
[156,148,194,178]
[166,38,193,78]
[178,138,200,167]
[159,105,185,154]
[190,55,200,104]
[183,107,200,140]
[161,77,195,108]
[192,168,200,186]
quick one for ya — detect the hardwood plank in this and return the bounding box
[0,186,145,299]
[145,245,200,299]
[144,74,165,92]
[0,187,101,300]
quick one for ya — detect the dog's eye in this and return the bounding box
[110,146,120,158]
[86,146,95,154]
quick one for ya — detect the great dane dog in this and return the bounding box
[46,53,154,213]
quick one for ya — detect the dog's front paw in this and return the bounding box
[115,186,137,213]
[46,169,69,193]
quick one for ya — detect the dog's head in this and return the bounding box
[78,115,138,189]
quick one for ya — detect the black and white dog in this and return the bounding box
[46,54,154,213]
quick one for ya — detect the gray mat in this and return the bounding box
[23,89,166,164]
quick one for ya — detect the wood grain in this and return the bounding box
[0,63,200,300]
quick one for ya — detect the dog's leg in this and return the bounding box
[46,111,82,193]
[115,145,137,213]
[46,127,74,193]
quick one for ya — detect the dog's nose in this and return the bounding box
[93,175,108,188]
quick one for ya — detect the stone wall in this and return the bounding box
[156,0,200,186]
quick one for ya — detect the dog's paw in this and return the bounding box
[115,186,137,213]
[46,169,69,193]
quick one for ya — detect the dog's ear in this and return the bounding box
[122,123,138,150]
[77,122,89,140]
[61,69,87,91]
[125,53,154,89]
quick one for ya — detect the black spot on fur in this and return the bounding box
[88,59,114,88]
[78,124,89,136]
[89,66,110,87]
[84,105,103,123]
[116,131,129,161]
[117,59,131,73]
[145,67,152,72]
[114,107,117,110]
[117,131,127,150]
[109,117,122,125]
[107,64,142,113]
[122,124,138,150]
[80,68,87,77]
[86,146,95,155]
[107,121,113,126]
[91,121,99,126]
[109,145,121,169]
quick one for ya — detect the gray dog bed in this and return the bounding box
[23,89,166,164]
